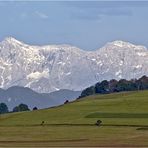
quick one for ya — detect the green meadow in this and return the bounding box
[0,90,148,147]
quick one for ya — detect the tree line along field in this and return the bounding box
[0,90,148,147]
[80,75,148,98]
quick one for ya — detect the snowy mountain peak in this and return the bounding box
[107,40,136,48]
[101,40,147,53]
[3,37,23,45]
[0,37,147,93]
[112,40,131,46]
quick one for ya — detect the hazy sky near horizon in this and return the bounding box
[0,1,148,50]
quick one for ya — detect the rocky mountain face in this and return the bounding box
[0,37,148,93]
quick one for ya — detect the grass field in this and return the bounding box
[0,90,148,147]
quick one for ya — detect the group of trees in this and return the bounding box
[0,103,38,114]
[0,103,9,114]
[80,75,148,98]
[13,104,30,112]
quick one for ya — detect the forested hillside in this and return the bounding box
[80,75,148,98]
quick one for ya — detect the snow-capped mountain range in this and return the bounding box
[0,37,148,93]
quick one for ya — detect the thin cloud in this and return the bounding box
[62,1,148,9]
[69,8,132,21]
[19,11,49,21]
[20,12,28,19]
[61,1,145,21]
[99,8,133,17]
[34,11,48,19]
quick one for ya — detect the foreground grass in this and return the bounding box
[0,90,148,147]
[0,126,148,147]
[86,112,148,118]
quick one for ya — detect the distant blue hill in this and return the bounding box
[0,86,81,111]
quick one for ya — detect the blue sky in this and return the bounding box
[0,1,148,50]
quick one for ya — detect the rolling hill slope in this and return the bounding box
[1,90,148,126]
[0,90,148,147]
